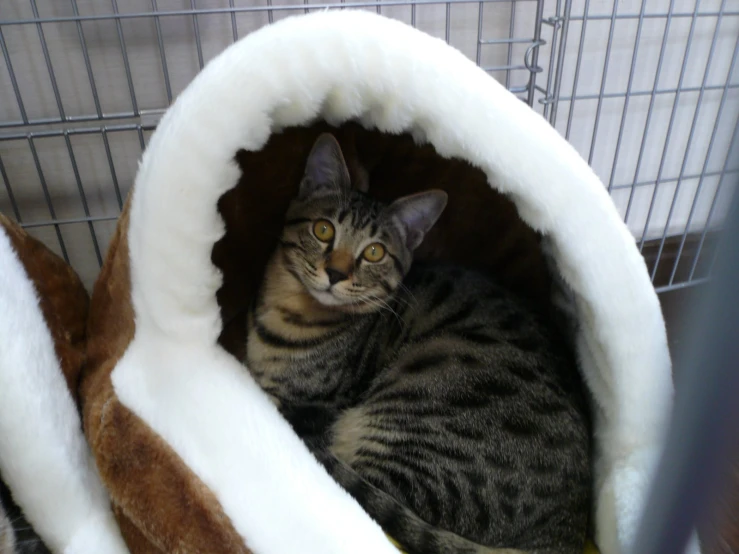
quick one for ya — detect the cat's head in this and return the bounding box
[279,133,447,311]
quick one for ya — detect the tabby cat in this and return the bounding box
[0,500,12,554]
[0,480,48,554]
[245,134,592,554]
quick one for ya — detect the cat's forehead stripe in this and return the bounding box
[347,197,383,232]
[352,210,373,230]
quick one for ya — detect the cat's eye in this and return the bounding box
[313,220,335,242]
[363,243,386,263]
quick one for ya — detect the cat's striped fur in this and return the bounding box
[245,134,592,554]
[0,481,48,554]
[0,499,13,554]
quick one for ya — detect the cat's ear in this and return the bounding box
[387,190,448,250]
[299,133,351,198]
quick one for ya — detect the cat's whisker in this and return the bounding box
[14,539,41,546]
[362,294,405,327]
[387,293,412,308]
[396,282,418,305]
[9,525,33,532]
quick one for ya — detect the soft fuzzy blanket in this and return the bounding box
[2,10,680,554]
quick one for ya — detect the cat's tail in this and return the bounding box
[319,453,530,554]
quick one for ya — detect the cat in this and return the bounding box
[0,481,49,554]
[215,122,554,360]
[0,499,13,554]
[245,133,592,554]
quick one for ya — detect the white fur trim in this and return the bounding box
[0,225,128,554]
[117,10,677,554]
[113,338,395,553]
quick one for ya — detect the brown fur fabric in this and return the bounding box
[0,213,89,404]
[1,133,557,554]
[78,122,553,553]
[91,384,250,554]
[8,122,738,554]
[214,122,552,360]
[0,213,88,553]
[82,200,250,554]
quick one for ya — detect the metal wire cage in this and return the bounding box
[0,0,737,291]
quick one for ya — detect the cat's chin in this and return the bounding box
[306,287,378,314]
[309,288,346,307]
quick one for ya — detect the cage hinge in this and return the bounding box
[139,109,166,128]
[542,16,564,28]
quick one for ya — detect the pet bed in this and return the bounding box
[78,10,679,554]
[0,213,127,553]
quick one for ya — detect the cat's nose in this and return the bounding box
[325,267,349,285]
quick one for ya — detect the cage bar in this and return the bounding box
[29,0,67,121]
[605,0,647,191]
[26,136,68,261]
[0,3,737,550]
[71,0,103,119]
[669,34,739,287]
[191,1,205,71]
[110,0,139,116]
[101,129,124,211]
[0,0,541,26]
[62,133,103,266]
[585,0,619,165]
[650,0,728,281]
[0,28,28,124]
[151,0,174,104]
[0,154,21,222]
[637,0,702,251]
[689,118,739,281]
[0,0,735,291]
[622,0,678,225]
[229,0,239,42]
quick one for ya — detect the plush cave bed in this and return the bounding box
[0,9,687,554]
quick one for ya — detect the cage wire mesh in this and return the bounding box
[0,0,737,291]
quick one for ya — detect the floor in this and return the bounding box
[659,286,738,554]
